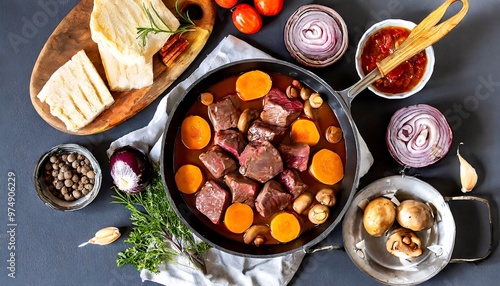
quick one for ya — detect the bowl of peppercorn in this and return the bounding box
[33,143,102,211]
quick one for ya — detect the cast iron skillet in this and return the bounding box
[160,59,361,257]
[159,0,470,257]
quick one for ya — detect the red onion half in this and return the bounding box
[386,104,453,168]
[284,4,348,67]
[110,146,153,194]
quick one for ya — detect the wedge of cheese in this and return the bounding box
[98,45,153,91]
[90,0,180,91]
[37,50,114,131]
[90,0,181,63]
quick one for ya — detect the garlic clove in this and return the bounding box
[457,144,478,193]
[79,227,121,247]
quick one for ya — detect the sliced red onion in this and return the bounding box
[284,4,348,67]
[386,104,453,168]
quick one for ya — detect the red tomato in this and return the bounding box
[254,0,283,16]
[232,4,262,34]
[215,0,237,9]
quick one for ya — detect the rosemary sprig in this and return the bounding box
[136,0,196,47]
[113,164,210,274]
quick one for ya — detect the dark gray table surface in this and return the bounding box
[1,0,499,285]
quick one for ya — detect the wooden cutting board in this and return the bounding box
[30,0,215,135]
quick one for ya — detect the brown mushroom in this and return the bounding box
[300,86,313,101]
[316,188,336,207]
[325,126,343,144]
[386,228,423,259]
[396,200,434,231]
[293,192,314,214]
[362,197,396,237]
[286,85,300,99]
[303,100,317,120]
[309,93,323,108]
[237,109,260,133]
[243,225,270,245]
[308,204,330,224]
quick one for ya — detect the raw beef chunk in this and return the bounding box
[255,180,293,218]
[260,88,303,127]
[278,169,308,199]
[199,146,237,178]
[214,129,246,159]
[239,140,283,183]
[195,180,230,224]
[247,120,287,144]
[208,95,240,131]
[224,173,259,208]
[278,143,310,172]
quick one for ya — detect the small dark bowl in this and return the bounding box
[33,144,102,211]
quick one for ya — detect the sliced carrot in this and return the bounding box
[290,118,320,146]
[270,212,301,243]
[235,70,272,101]
[200,92,214,106]
[224,202,254,234]
[309,149,344,185]
[175,164,205,194]
[180,115,211,150]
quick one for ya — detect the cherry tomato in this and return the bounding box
[232,4,262,34]
[254,0,283,16]
[215,0,237,9]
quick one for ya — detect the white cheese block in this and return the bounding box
[97,45,153,91]
[90,0,180,64]
[78,51,115,108]
[37,50,114,131]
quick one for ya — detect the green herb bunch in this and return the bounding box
[113,165,210,273]
[137,0,196,47]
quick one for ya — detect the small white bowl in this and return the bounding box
[355,19,435,99]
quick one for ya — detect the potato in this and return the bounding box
[396,200,434,231]
[363,197,396,237]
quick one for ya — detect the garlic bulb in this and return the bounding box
[78,227,121,247]
[457,144,477,193]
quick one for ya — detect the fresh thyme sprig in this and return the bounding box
[113,164,210,274]
[136,0,196,47]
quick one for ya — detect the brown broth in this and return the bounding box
[173,72,346,245]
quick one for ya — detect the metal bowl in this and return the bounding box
[33,143,102,211]
[342,175,455,285]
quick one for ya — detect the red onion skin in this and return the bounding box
[110,146,153,194]
[386,104,453,168]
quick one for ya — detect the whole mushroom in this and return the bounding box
[386,228,423,259]
[243,225,270,246]
[308,204,330,224]
[396,200,434,231]
[362,197,396,237]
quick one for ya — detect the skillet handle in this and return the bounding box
[444,195,493,263]
[376,0,469,76]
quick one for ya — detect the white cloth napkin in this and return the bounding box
[108,35,373,286]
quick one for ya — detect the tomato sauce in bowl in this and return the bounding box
[361,26,428,94]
